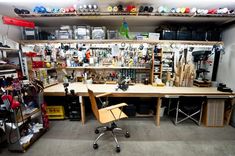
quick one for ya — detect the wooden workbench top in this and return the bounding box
[43,82,234,97]
[43,83,160,97]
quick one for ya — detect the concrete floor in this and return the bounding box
[1,118,235,156]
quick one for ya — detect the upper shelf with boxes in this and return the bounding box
[20,24,223,45]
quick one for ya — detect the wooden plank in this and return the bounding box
[0,47,18,51]
[44,82,59,88]
[44,83,235,97]
[156,97,162,126]
[81,97,86,125]
[224,98,235,125]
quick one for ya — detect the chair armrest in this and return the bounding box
[96,92,112,98]
[103,103,128,111]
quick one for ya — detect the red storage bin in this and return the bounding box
[32,61,44,68]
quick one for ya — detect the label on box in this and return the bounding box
[149,33,160,40]
[25,30,35,36]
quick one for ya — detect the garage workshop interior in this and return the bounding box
[0,0,235,155]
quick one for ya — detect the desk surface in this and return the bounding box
[43,83,234,97]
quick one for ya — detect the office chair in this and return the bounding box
[169,96,207,125]
[87,89,130,153]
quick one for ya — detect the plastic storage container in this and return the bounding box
[137,104,150,114]
[148,33,160,40]
[192,31,207,41]
[123,104,136,117]
[160,30,177,40]
[177,30,192,40]
[55,26,73,40]
[107,30,118,39]
[73,26,90,39]
[22,27,39,40]
[206,30,222,41]
[46,106,65,119]
[91,27,106,39]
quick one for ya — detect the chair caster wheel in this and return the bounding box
[116,146,121,153]
[125,132,130,138]
[93,143,98,149]
[94,129,99,134]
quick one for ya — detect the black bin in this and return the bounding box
[160,30,177,40]
[137,104,150,114]
[177,31,192,40]
[192,31,206,41]
[123,104,136,117]
[206,31,222,41]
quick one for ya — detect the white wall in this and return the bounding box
[217,25,235,90]
[0,15,21,42]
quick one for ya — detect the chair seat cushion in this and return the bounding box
[98,108,128,124]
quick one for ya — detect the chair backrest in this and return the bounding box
[87,89,99,120]
[178,96,207,110]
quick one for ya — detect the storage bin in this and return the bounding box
[160,106,166,117]
[22,27,39,40]
[123,104,136,117]
[73,26,90,40]
[160,30,177,40]
[206,31,222,41]
[46,106,65,119]
[32,61,44,68]
[107,30,118,39]
[91,27,106,39]
[137,104,150,114]
[192,31,206,41]
[55,26,73,40]
[148,33,160,40]
[177,30,192,40]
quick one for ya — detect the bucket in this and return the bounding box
[160,106,166,117]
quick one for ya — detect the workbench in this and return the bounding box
[44,83,234,126]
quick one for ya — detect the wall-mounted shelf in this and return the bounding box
[0,69,16,73]
[32,67,57,71]
[65,66,150,70]
[17,12,235,27]
[20,39,223,45]
[18,12,235,18]
[0,47,18,51]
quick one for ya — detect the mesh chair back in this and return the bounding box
[88,89,99,120]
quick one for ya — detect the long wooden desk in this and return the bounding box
[44,83,234,126]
